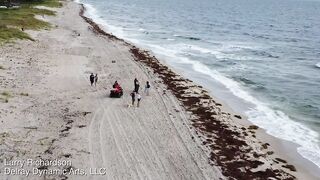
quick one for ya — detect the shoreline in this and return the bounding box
[78,2,318,179]
[0,0,318,179]
[160,57,320,178]
[78,0,320,173]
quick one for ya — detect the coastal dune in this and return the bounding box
[0,1,318,179]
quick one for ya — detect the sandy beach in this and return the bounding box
[0,1,319,179]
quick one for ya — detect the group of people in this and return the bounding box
[89,73,151,107]
[133,78,150,95]
[90,73,98,86]
[130,78,151,107]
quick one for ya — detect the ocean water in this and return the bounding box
[78,0,320,168]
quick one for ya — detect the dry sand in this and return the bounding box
[0,1,318,179]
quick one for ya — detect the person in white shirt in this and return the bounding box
[145,81,150,96]
[137,93,142,107]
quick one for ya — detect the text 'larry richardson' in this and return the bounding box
[1,159,107,176]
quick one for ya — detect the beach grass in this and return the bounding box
[0,26,34,42]
[0,0,61,43]
[30,0,62,8]
[20,92,29,96]
[0,91,12,103]
[26,0,63,8]
[0,65,5,70]
[1,91,12,97]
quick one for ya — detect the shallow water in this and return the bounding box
[79,0,320,168]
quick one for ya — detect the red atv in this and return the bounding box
[110,85,123,98]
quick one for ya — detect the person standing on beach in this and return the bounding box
[137,93,141,107]
[145,81,150,96]
[134,78,138,87]
[130,91,136,106]
[94,74,98,86]
[90,73,95,86]
[134,79,140,93]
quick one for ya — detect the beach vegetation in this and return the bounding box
[0,91,12,103]
[0,26,34,42]
[24,0,63,8]
[20,92,29,96]
[0,65,5,69]
[1,91,12,97]
[0,0,61,43]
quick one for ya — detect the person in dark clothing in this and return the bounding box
[130,91,136,106]
[134,80,140,93]
[134,78,138,87]
[90,73,95,86]
[113,81,118,88]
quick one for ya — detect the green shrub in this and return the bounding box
[26,0,63,8]
[0,0,61,43]
[1,91,11,97]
